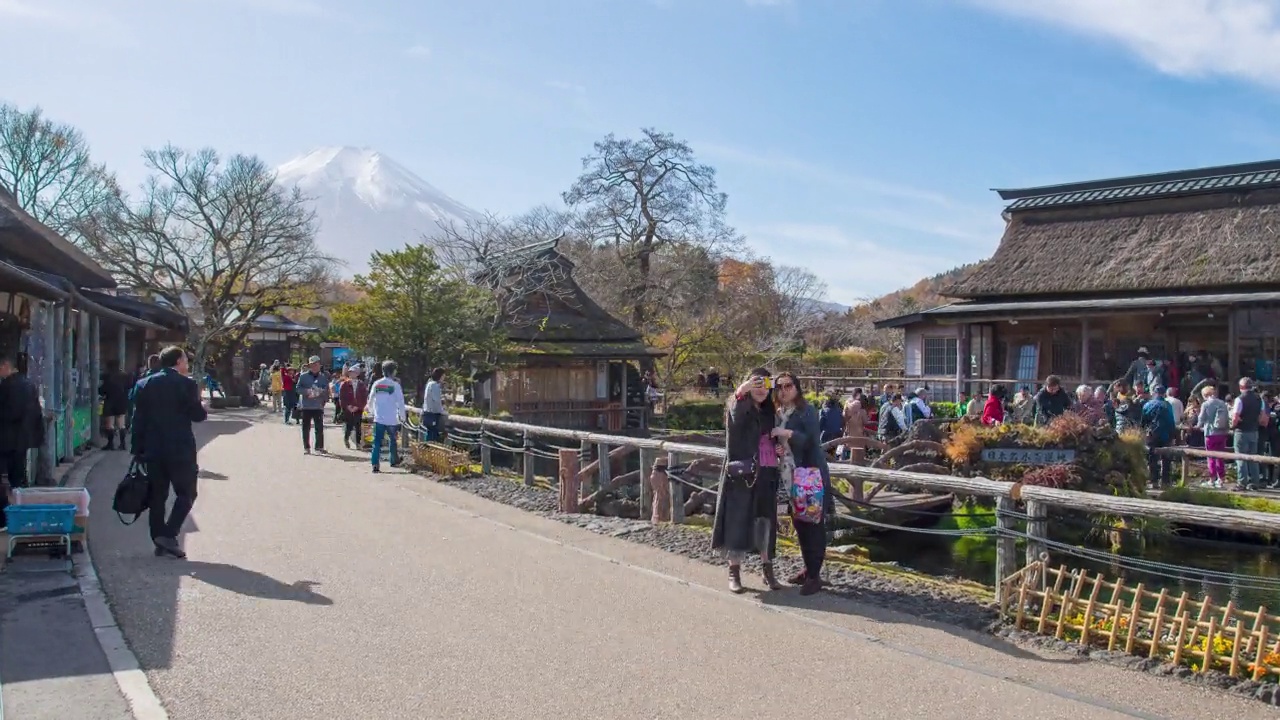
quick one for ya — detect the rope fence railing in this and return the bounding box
[399,407,1280,603]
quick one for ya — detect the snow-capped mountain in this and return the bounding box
[275,146,480,273]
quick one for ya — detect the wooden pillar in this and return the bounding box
[596,441,610,493]
[1228,309,1239,385]
[1080,317,1091,385]
[117,324,127,370]
[667,450,684,524]
[480,440,492,475]
[39,303,58,483]
[557,448,580,514]
[638,447,655,522]
[61,304,73,460]
[579,438,592,496]
[89,316,100,447]
[522,430,535,486]
[995,496,1018,604]
[652,453,671,523]
[955,324,971,402]
[1025,500,1048,567]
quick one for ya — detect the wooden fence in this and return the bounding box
[408,409,1280,588]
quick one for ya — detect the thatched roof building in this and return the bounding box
[473,238,662,431]
[876,160,1280,398]
[480,238,663,359]
[949,163,1280,299]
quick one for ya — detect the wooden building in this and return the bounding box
[474,239,664,431]
[0,187,181,480]
[876,160,1280,400]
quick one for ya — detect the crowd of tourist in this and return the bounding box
[813,347,1279,493]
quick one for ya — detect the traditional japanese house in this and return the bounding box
[240,313,319,374]
[474,238,664,431]
[876,159,1280,400]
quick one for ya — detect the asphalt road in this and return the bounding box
[85,410,1277,720]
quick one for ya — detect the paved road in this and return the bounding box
[86,410,1275,720]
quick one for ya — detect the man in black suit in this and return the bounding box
[131,346,208,559]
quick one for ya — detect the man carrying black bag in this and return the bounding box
[130,346,208,559]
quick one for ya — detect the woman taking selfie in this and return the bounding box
[712,368,780,593]
[772,371,833,595]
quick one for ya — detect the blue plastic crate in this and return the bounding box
[4,504,77,536]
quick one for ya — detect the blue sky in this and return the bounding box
[6,0,1280,305]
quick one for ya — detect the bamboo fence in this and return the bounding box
[1001,561,1280,679]
[413,441,470,477]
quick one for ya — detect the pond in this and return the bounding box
[853,524,1280,612]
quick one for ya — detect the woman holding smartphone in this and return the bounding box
[712,368,781,593]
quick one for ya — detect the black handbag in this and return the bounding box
[112,460,150,525]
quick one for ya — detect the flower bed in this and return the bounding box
[944,412,1148,496]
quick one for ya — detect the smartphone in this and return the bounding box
[759,377,774,390]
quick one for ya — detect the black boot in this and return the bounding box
[103,433,115,450]
[118,429,128,451]
[728,566,744,594]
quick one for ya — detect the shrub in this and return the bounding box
[945,423,984,466]
[942,411,1146,496]
[1022,464,1079,489]
[663,399,727,431]
[930,401,960,418]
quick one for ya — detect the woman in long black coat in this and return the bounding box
[711,368,780,594]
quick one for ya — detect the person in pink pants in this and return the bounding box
[1196,385,1230,488]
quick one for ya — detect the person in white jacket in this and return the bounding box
[369,360,405,473]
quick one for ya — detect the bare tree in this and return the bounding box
[563,128,741,335]
[0,103,119,236]
[434,205,579,343]
[79,146,334,384]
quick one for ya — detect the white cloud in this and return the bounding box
[968,0,1280,88]
[0,0,55,19]
[700,141,1002,249]
[545,80,586,94]
[0,0,133,44]
[406,44,431,58]
[744,222,971,303]
[222,0,332,16]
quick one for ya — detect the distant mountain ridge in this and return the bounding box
[276,146,480,274]
[856,262,986,320]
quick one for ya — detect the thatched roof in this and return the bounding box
[0,186,116,289]
[480,238,664,358]
[948,183,1280,299]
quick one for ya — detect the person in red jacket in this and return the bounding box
[338,366,370,450]
[982,384,1007,426]
[281,365,299,424]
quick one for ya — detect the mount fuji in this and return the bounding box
[275,146,480,274]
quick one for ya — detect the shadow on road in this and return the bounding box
[760,586,1086,665]
[83,408,336,674]
[148,560,333,605]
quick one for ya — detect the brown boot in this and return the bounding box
[800,577,821,596]
[729,566,744,594]
[761,563,782,590]
[788,570,807,586]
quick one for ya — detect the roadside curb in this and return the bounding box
[63,451,170,720]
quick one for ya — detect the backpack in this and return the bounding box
[112,460,150,525]
[1213,402,1231,432]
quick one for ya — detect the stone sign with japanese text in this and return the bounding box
[981,448,1076,465]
